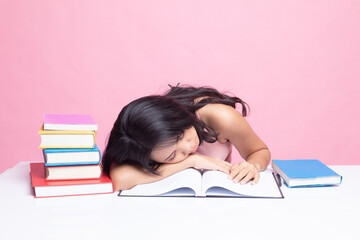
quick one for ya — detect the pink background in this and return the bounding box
[1,1,359,174]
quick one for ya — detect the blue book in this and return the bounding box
[272,159,342,187]
[43,145,101,167]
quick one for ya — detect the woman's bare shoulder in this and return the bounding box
[197,103,240,127]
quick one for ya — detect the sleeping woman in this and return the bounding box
[102,84,270,191]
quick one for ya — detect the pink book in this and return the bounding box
[43,114,98,131]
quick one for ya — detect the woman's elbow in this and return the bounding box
[110,168,137,191]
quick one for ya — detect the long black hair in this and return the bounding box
[165,84,249,116]
[101,84,249,175]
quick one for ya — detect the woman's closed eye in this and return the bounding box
[164,151,176,162]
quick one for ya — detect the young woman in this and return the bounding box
[102,84,270,191]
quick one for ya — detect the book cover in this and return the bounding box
[43,145,101,166]
[119,168,284,198]
[38,125,96,149]
[272,159,343,187]
[43,114,98,131]
[30,163,114,198]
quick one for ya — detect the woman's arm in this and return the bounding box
[110,153,232,191]
[198,103,271,184]
[110,158,193,191]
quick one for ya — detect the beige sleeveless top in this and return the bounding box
[195,111,232,162]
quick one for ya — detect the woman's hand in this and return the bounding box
[228,161,260,185]
[188,153,232,174]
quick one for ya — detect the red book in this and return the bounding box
[30,163,114,198]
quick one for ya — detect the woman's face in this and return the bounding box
[151,126,200,164]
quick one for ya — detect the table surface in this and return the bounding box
[1,162,359,240]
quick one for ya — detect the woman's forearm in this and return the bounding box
[111,157,194,191]
[156,157,194,178]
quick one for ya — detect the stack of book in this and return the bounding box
[30,114,113,198]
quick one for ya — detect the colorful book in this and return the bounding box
[43,114,98,131]
[30,163,113,198]
[272,159,343,187]
[45,164,102,181]
[119,168,283,198]
[43,145,101,166]
[38,125,96,149]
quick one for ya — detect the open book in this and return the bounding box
[119,168,284,198]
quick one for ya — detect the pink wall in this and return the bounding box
[1,1,359,173]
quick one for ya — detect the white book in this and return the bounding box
[46,164,102,180]
[38,125,96,149]
[119,168,283,198]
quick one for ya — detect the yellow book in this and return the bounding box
[38,125,96,149]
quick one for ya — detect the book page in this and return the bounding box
[201,170,283,198]
[119,168,202,196]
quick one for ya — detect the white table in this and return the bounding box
[1,162,359,240]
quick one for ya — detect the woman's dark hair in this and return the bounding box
[101,84,249,175]
[164,84,249,116]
